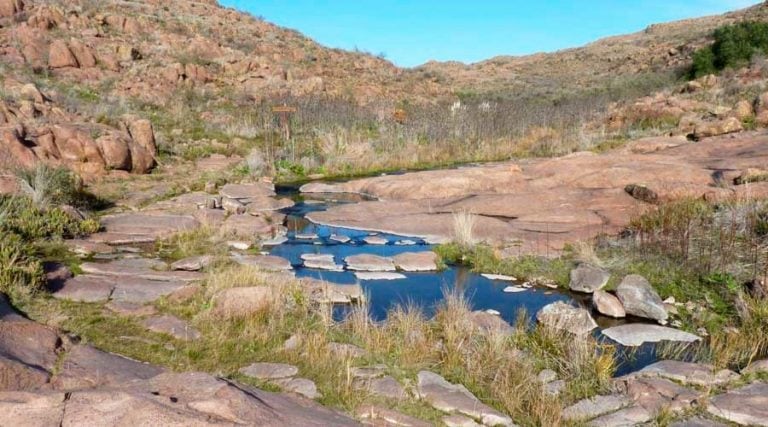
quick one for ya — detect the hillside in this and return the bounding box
[419,2,768,99]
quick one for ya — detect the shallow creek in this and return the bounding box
[271,185,661,375]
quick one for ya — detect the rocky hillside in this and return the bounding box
[420,2,768,99]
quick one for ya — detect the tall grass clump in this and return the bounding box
[452,210,477,249]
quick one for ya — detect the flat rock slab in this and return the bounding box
[98,213,200,241]
[416,370,513,426]
[354,272,407,281]
[637,360,739,387]
[170,255,212,271]
[232,254,292,271]
[562,394,630,421]
[273,377,321,399]
[345,254,396,271]
[301,253,343,271]
[536,301,597,335]
[329,234,351,243]
[64,239,115,256]
[363,235,388,245]
[392,251,438,271]
[357,405,432,427]
[587,405,652,427]
[51,275,113,302]
[87,232,157,245]
[110,277,189,304]
[482,274,517,281]
[80,260,203,282]
[624,376,703,413]
[52,345,163,391]
[240,362,298,380]
[220,183,276,201]
[503,286,526,293]
[707,382,768,426]
[602,324,701,347]
[671,417,729,427]
[142,315,200,341]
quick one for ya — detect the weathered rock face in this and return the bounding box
[536,301,597,335]
[0,0,25,17]
[707,382,768,426]
[615,275,667,321]
[568,264,610,293]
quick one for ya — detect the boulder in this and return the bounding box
[170,255,212,271]
[568,264,610,293]
[536,301,597,335]
[0,0,24,17]
[734,167,768,185]
[68,39,97,68]
[692,117,743,140]
[468,311,514,335]
[734,100,754,120]
[615,275,667,321]
[592,290,625,318]
[48,40,78,68]
[602,324,700,346]
[96,134,132,170]
[742,359,768,374]
[416,371,514,426]
[707,382,768,426]
[212,286,273,318]
[624,184,658,204]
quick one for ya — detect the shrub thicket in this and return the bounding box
[691,21,768,78]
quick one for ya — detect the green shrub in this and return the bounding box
[691,21,768,78]
[0,196,98,240]
[0,233,44,300]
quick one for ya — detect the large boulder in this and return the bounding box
[536,301,597,335]
[48,40,78,68]
[615,275,668,321]
[692,117,743,140]
[568,264,610,293]
[67,39,97,68]
[96,134,132,170]
[0,0,24,18]
[592,290,625,318]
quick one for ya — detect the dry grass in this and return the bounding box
[452,210,477,248]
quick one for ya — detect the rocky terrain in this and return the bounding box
[3,0,768,426]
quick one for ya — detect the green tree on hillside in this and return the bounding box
[691,21,768,78]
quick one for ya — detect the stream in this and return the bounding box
[270,185,663,375]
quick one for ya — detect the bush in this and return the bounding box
[691,21,768,78]
[0,233,44,300]
[0,196,95,240]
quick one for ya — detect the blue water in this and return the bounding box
[271,189,664,374]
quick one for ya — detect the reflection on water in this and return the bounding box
[272,190,664,374]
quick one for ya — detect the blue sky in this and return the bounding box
[219,0,760,67]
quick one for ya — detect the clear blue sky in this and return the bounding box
[219,0,760,67]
